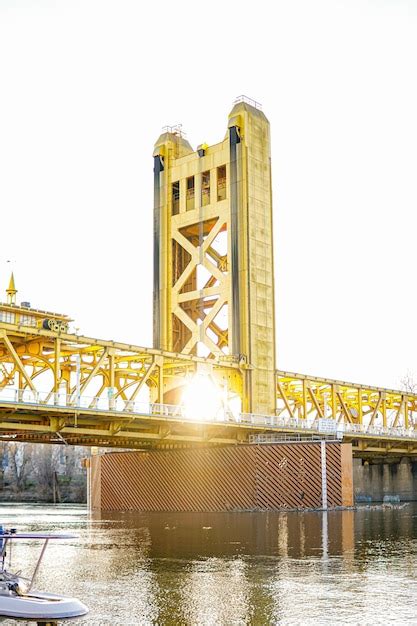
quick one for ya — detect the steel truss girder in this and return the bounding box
[277,370,417,433]
[0,322,242,408]
[1,323,417,453]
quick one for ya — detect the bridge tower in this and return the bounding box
[153,98,276,414]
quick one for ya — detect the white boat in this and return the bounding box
[0,529,88,623]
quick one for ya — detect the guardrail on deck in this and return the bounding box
[0,388,416,440]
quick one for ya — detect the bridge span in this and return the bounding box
[0,321,415,456]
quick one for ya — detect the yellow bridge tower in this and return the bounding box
[153,96,276,414]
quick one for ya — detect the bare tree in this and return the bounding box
[400,371,417,394]
[0,442,87,502]
[62,447,87,502]
[32,445,60,500]
[400,371,417,428]
[7,442,33,492]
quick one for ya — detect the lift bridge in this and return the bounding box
[1,97,416,458]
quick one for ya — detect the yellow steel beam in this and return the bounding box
[0,321,241,367]
[0,323,243,406]
[78,347,109,396]
[277,370,417,433]
[0,330,37,393]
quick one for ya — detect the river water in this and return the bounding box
[0,503,417,624]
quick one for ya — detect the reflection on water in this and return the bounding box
[0,503,417,624]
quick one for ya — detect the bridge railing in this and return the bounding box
[1,388,417,440]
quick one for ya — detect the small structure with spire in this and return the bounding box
[6,273,17,305]
[0,273,72,332]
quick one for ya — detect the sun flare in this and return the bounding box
[182,375,223,421]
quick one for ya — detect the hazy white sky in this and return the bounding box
[0,0,416,390]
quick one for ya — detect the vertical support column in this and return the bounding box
[65,375,71,405]
[18,372,23,402]
[158,362,163,404]
[229,124,241,356]
[321,441,328,510]
[357,388,363,425]
[227,102,276,415]
[153,154,164,349]
[151,355,164,404]
[331,383,337,419]
[302,379,308,420]
[75,353,81,407]
[108,350,115,410]
[54,338,61,405]
[152,131,193,356]
[382,392,387,428]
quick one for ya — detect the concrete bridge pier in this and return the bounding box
[88,441,353,512]
[353,457,417,502]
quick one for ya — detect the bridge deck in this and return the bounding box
[1,391,416,456]
[0,321,416,456]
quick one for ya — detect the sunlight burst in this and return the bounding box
[182,375,223,421]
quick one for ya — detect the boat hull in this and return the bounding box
[0,591,88,620]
